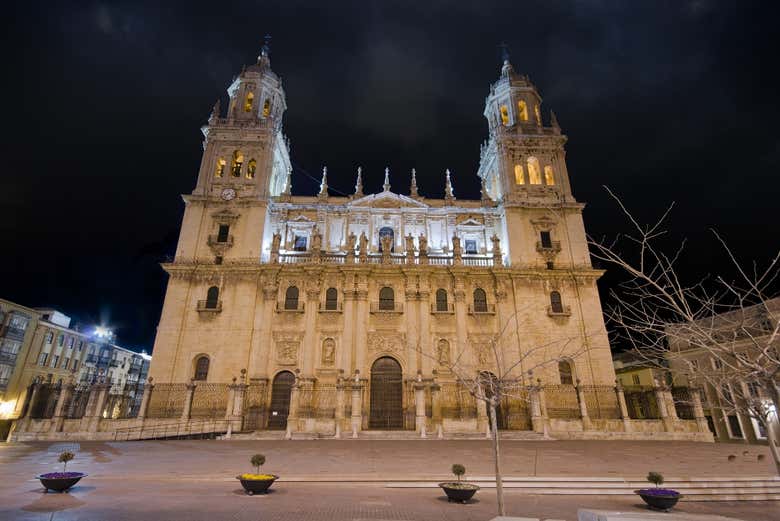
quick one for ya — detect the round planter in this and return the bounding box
[36,472,87,493]
[237,475,279,495]
[635,489,681,511]
[439,482,479,503]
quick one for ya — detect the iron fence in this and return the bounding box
[146,383,188,419]
[623,385,660,419]
[543,384,581,419]
[190,383,229,419]
[580,385,621,419]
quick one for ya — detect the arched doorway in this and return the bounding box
[267,371,295,430]
[479,371,506,430]
[369,357,403,429]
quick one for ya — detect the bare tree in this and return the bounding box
[416,308,592,515]
[589,188,780,473]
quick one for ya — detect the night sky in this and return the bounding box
[3,1,778,352]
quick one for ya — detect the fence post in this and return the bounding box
[414,374,426,437]
[530,383,545,434]
[50,380,74,433]
[575,380,592,430]
[653,379,673,432]
[181,380,196,422]
[285,376,301,440]
[690,387,710,434]
[334,379,345,438]
[86,383,110,433]
[615,380,632,433]
[137,378,154,421]
[350,371,363,439]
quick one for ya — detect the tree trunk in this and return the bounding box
[489,400,505,516]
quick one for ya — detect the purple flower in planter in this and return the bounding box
[39,472,85,479]
[638,488,679,496]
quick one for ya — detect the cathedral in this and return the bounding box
[148,42,620,436]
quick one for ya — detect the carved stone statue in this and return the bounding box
[451,235,462,257]
[346,231,357,253]
[311,227,322,252]
[418,234,428,254]
[271,232,282,253]
[491,234,502,262]
[405,234,415,254]
[359,232,368,258]
[437,339,450,366]
[322,338,336,366]
[380,235,393,262]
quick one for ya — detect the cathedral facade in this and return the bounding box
[148,44,619,436]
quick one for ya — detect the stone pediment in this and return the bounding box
[349,191,428,209]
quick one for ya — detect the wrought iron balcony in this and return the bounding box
[547,305,572,317]
[127,361,143,374]
[468,303,496,315]
[1,325,26,340]
[109,359,120,368]
[0,350,18,365]
[197,300,222,312]
[85,354,98,363]
[370,302,404,314]
[207,234,234,247]
[536,240,562,255]
[430,302,455,314]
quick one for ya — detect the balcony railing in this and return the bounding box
[98,357,111,366]
[318,302,343,313]
[85,354,98,363]
[128,362,143,374]
[197,300,222,312]
[1,326,27,339]
[370,302,404,314]
[109,359,120,368]
[547,305,572,317]
[0,378,8,390]
[536,240,562,254]
[207,235,234,247]
[278,252,497,267]
[468,304,496,315]
[0,351,18,365]
[276,301,305,313]
[430,303,455,314]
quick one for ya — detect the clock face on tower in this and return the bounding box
[220,188,236,201]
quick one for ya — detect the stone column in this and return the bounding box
[414,378,426,437]
[690,387,710,433]
[285,378,301,440]
[530,384,545,434]
[615,381,632,433]
[17,381,41,432]
[334,380,345,438]
[50,382,74,433]
[653,380,673,432]
[350,373,363,438]
[86,384,110,433]
[576,380,592,431]
[137,378,154,421]
[181,380,196,422]
[430,382,442,437]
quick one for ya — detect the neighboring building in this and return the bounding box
[149,45,619,435]
[666,297,780,444]
[0,299,40,438]
[613,351,664,389]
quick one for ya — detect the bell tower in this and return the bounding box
[176,37,292,263]
[478,49,589,269]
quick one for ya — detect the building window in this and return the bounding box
[73,360,79,371]
[205,286,220,309]
[247,158,256,179]
[464,240,477,254]
[215,158,226,178]
[284,286,300,310]
[632,374,640,385]
[262,98,271,117]
[517,100,528,121]
[712,358,723,370]
[244,91,254,112]
[58,335,64,347]
[435,289,448,312]
[217,224,230,243]
[473,288,488,313]
[527,156,541,184]
[293,235,307,252]
[231,150,243,177]
[747,381,760,398]
[325,288,338,310]
[194,356,209,381]
[68,337,74,349]
[63,357,70,370]
[540,231,552,249]
[45,332,53,344]
[558,360,574,385]
[720,384,733,403]
[77,341,83,351]
[499,105,509,125]
[38,352,48,366]
[514,164,525,185]
[379,287,395,311]
[51,355,60,368]
[544,165,555,185]
[727,414,743,438]
[550,291,564,313]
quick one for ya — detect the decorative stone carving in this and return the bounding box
[367,331,406,354]
[436,339,451,366]
[346,232,357,254]
[273,332,302,365]
[321,338,336,366]
[359,232,368,261]
[418,234,428,253]
[405,234,415,256]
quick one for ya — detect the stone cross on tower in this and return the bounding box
[354,166,364,197]
[318,166,328,199]
[410,168,419,198]
[383,167,391,192]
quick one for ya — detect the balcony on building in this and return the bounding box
[0,350,18,366]
[468,303,496,315]
[85,354,98,364]
[318,302,343,313]
[430,303,455,314]
[276,301,305,313]
[536,240,562,255]
[127,359,143,374]
[370,302,404,314]
[197,300,223,313]
[547,305,572,317]
[207,234,234,248]
[0,325,27,341]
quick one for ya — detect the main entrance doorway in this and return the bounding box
[369,357,403,429]
[267,371,294,430]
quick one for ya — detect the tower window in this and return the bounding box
[325,288,338,310]
[473,288,488,313]
[544,165,555,186]
[206,286,220,309]
[194,356,209,381]
[558,360,573,385]
[263,99,271,118]
[284,286,300,310]
[550,291,563,314]
[514,164,525,185]
[293,235,307,251]
[231,150,243,177]
[534,104,541,124]
[379,287,395,310]
[247,159,257,179]
[464,239,477,254]
[435,289,448,312]
[217,224,230,243]
[517,100,528,121]
[499,105,509,125]
[244,92,254,112]
[215,158,226,178]
[527,157,541,185]
[540,231,552,249]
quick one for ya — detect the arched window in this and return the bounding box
[247,159,257,179]
[231,150,243,177]
[550,291,563,313]
[499,105,509,125]
[514,164,525,185]
[558,360,573,385]
[544,165,555,186]
[215,158,226,178]
[325,287,338,310]
[534,104,541,124]
[527,157,541,184]
[284,286,299,310]
[378,227,394,253]
[517,100,529,121]
[473,288,488,313]
[244,91,254,112]
[262,99,271,117]
[379,287,395,311]
[206,286,219,309]
[194,356,210,381]
[435,289,448,312]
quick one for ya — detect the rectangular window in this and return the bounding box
[712,358,723,370]
[632,374,640,385]
[73,360,79,371]
[540,231,552,249]
[68,337,74,348]
[727,415,743,438]
[293,235,307,252]
[38,352,48,366]
[45,332,53,344]
[217,224,230,243]
[63,357,70,369]
[51,355,60,368]
[464,239,477,254]
[57,335,64,347]
[78,341,83,351]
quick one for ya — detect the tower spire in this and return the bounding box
[318,166,328,199]
[499,42,514,76]
[383,167,391,192]
[259,35,272,61]
[444,169,455,203]
[354,166,364,197]
[410,168,419,198]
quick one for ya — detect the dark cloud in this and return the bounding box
[2,0,778,349]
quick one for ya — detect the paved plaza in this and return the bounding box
[0,439,777,520]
